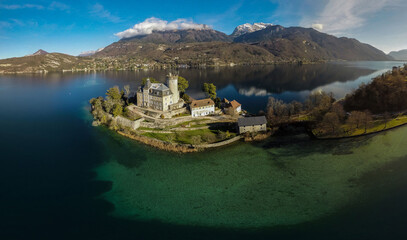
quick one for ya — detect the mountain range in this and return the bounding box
[388,49,407,60]
[234,25,392,61]
[0,23,396,73]
[92,24,392,64]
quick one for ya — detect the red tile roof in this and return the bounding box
[230,100,241,109]
[190,98,215,108]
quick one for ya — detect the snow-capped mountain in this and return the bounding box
[78,47,105,57]
[231,22,273,38]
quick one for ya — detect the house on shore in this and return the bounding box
[237,116,267,134]
[222,98,242,115]
[229,100,242,113]
[190,98,215,117]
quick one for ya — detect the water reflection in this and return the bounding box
[2,61,405,114]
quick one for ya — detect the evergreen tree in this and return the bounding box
[202,83,217,99]
[178,76,189,93]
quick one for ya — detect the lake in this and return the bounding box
[1,61,407,240]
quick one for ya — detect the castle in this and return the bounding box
[136,73,184,111]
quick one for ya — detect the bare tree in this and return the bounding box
[267,97,289,125]
[383,112,391,129]
[331,103,346,121]
[361,110,373,133]
[321,112,341,134]
[124,85,130,105]
[346,111,364,130]
[291,101,303,115]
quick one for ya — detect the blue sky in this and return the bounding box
[1,0,406,59]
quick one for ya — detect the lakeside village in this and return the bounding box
[90,65,407,153]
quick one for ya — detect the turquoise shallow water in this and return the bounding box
[95,124,407,228]
[1,62,407,239]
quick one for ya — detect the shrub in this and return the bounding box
[217,130,226,140]
[202,133,216,143]
[191,135,202,145]
[112,104,123,117]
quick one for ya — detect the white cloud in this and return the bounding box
[48,2,70,12]
[0,4,44,10]
[0,21,11,29]
[0,2,70,12]
[312,23,323,31]
[90,3,121,23]
[115,17,211,39]
[301,0,399,34]
[0,19,37,29]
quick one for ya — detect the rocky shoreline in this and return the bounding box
[117,130,243,153]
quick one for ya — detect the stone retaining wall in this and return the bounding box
[112,116,144,130]
[140,120,174,129]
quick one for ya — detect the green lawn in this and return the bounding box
[142,132,175,142]
[166,119,210,129]
[176,129,216,144]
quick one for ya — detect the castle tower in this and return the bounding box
[166,73,179,103]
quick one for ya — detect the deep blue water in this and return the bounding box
[1,62,407,240]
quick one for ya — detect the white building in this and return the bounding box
[237,116,267,134]
[229,100,242,113]
[136,73,183,111]
[190,98,215,117]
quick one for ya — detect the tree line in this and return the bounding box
[266,91,375,135]
[265,65,407,136]
[344,64,407,114]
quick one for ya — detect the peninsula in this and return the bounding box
[90,65,407,152]
[313,64,407,138]
[264,64,407,139]
[90,74,269,152]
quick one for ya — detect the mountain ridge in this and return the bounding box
[0,25,395,73]
[388,49,407,60]
[0,53,91,73]
[233,25,392,61]
[95,26,391,62]
[118,29,232,44]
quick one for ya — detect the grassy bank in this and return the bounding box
[118,131,198,153]
[142,128,236,145]
[314,115,407,139]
